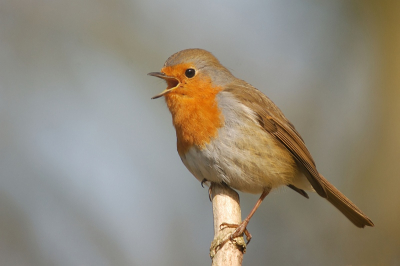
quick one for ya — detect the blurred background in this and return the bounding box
[1,0,399,265]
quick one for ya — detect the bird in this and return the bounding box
[148,48,374,249]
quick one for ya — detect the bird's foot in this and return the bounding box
[220,222,252,244]
[213,221,251,253]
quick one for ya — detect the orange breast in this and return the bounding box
[164,79,223,155]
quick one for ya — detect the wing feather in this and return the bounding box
[224,82,327,197]
[223,81,374,227]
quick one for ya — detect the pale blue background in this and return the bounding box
[0,1,396,265]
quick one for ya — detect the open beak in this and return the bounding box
[148,72,179,99]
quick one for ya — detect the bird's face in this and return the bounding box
[149,49,234,100]
[150,62,216,100]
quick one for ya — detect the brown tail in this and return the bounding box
[319,175,374,228]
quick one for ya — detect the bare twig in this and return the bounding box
[210,183,245,266]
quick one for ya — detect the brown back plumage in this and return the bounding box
[224,81,374,228]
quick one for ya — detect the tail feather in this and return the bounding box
[319,175,374,228]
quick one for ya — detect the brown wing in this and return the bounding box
[224,81,327,197]
[263,114,327,196]
[224,81,374,228]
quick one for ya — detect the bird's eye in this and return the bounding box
[185,68,196,78]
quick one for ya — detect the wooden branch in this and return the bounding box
[210,183,245,266]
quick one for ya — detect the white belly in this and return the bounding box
[179,95,303,193]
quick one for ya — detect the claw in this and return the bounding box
[243,229,252,244]
[200,179,213,201]
[208,186,213,202]
[215,238,230,253]
[217,221,252,250]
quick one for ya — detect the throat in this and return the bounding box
[165,90,223,155]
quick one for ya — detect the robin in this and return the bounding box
[148,48,374,248]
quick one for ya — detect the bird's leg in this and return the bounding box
[216,187,271,250]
